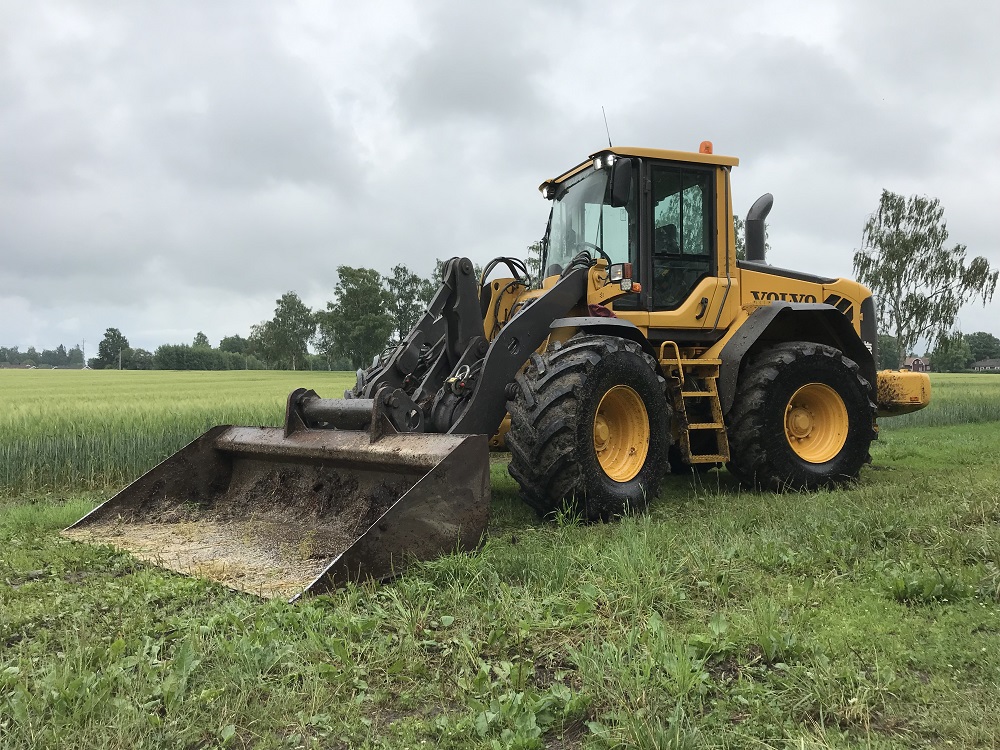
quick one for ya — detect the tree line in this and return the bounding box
[71,260,478,372]
[0,344,85,368]
[878,331,1000,372]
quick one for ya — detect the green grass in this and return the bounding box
[0,370,992,493]
[882,373,1000,428]
[0,369,355,491]
[1,372,999,748]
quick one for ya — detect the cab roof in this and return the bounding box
[541,145,739,190]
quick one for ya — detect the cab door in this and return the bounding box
[645,162,723,332]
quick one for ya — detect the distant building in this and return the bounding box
[972,358,1000,372]
[904,356,931,372]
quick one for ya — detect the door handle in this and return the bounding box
[695,297,709,320]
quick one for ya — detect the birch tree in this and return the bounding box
[853,190,997,368]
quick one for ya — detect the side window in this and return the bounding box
[595,167,638,310]
[584,204,632,264]
[650,166,713,310]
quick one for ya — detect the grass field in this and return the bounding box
[1,371,999,748]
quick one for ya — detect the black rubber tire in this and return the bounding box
[506,334,672,521]
[725,342,877,491]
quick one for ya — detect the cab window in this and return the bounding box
[650,166,713,310]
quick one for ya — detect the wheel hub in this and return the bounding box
[787,407,814,438]
[594,416,611,450]
[593,385,650,482]
[784,383,849,463]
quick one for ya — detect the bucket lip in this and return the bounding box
[214,426,482,471]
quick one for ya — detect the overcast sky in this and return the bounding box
[2,0,998,355]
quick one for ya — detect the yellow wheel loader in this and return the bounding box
[66,142,931,600]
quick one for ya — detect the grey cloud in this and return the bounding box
[394,1,553,128]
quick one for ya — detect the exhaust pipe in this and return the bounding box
[745,193,773,263]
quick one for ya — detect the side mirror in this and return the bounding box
[609,157,633,208]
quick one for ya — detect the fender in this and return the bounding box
[549,316,657,359]
[718,303,877,415]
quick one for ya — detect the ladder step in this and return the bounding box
[681,390,716,398]
[688,454,728,464]
[688,422,725,430]
[676,359,722,366]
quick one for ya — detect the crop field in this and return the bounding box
[2,370,999,749]
[0,370,357,492]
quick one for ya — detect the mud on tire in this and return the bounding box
[725,341,877,491]
[506,334,672,521]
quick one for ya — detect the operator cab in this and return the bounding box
[539,146,736,318]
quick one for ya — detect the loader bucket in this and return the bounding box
[63,425,490,601]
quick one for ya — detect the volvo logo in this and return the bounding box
[749,291,818,303]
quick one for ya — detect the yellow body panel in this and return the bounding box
[876,371,932,416]
[482,276,522,340]
[736,267,870,341]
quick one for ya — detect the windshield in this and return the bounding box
[542,167,634,277]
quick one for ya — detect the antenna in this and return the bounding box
[602,106,612,148]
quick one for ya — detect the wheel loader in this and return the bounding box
[66,141,931,600]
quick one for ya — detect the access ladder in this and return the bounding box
[658,343,730,464]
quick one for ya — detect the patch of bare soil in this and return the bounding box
[64,463,412,600]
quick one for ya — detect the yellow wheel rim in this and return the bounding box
[593,385,649,482]
[784,383,849,463]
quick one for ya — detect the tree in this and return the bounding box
[317,266,393,369]
[417,275,439,307]
[96,328,131,369]
[192,331,211,349]
[965,331,1000,364]
[131,348,154,370]
[219,334,249,354]
[733,215,746,261]
[733,214,769,262]
[853,190,998,368]
[249,292,315,369]
[153,343,264,370]
[525,240,544,281]
[38,345,68,367]
[877,334,901,371]
[383,264,425,344]
[929,332,972,372]
[67,345,84,366]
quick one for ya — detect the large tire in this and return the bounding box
[725,342,877,491]
[506,334,672,521]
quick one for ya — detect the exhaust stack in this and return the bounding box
[745,193,773,263]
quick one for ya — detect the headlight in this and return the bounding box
[593,153,616,170]
[608,262,631,282]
